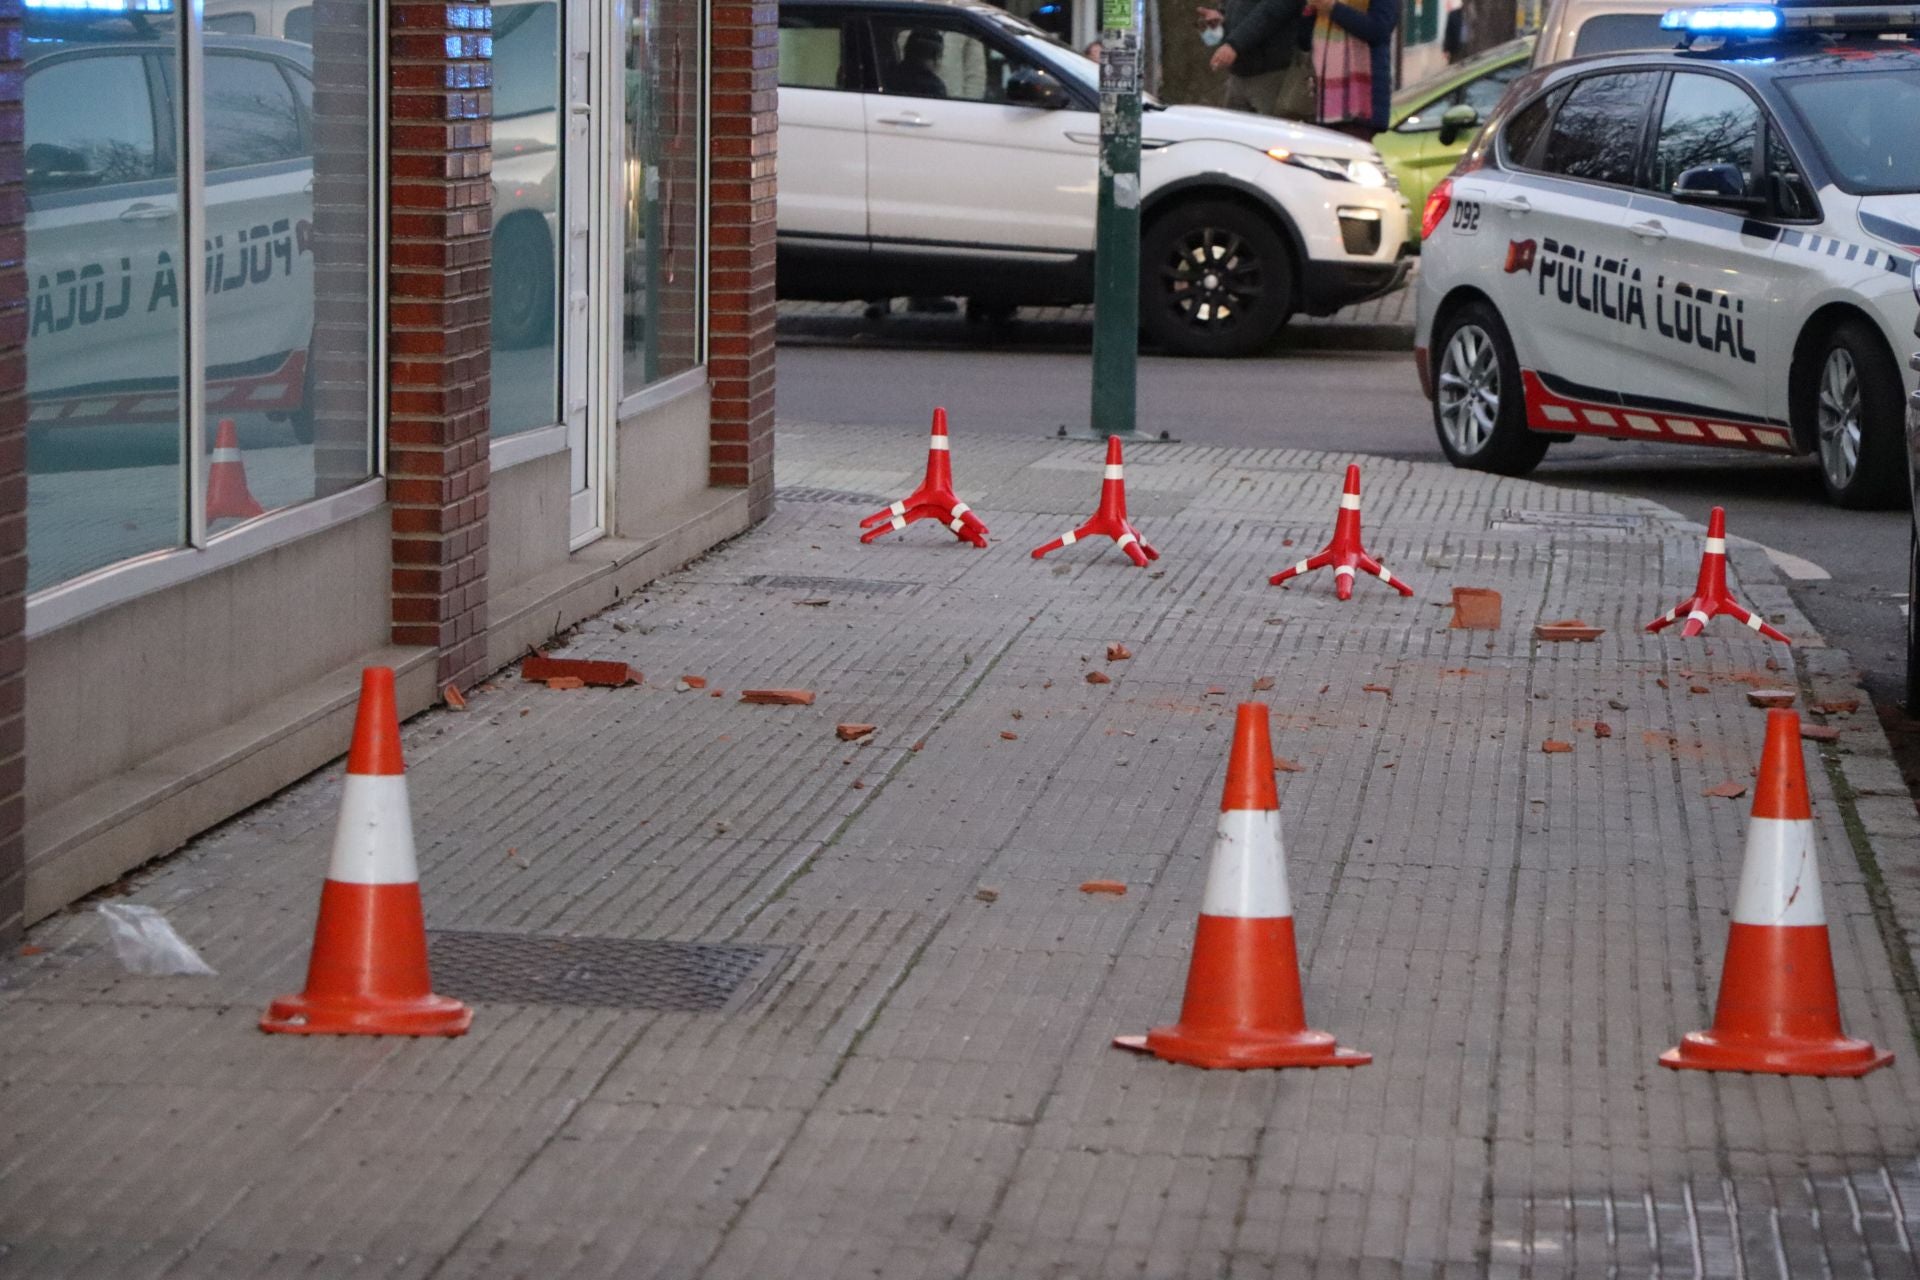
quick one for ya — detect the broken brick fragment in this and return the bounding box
[1079,879,1127,896]
[975,886,1000,903]
[1815,698,1860,715]
[1702,781,1748,799]
[1541,740,1573,754]
[1085,671,1112,685]
[1449,587,1502,631]
[442,684,467,711]
[1534,620,1603,642]
[545,677,586,691]
[1689,685,1710,695]
[1000,731,1019,741]
[681,675,708,690]
[1593,722,1612,739]
[1274,757,1305,773]
[1362,684,1392,696]
[1746,689,1796,709]
[741,689,815,706]
[836,724,877,742]
[522,656,640,687]
[1252,676,1275,692]
[1802,723,1842,742]
[1107,643,1133,662]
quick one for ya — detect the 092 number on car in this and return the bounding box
[1451,200,1481,234]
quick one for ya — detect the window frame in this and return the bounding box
[1641,67,1822,225]
[861,7,1083,108]
[25,5,389,626]
[776,5,873,94]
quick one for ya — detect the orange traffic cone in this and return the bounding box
[206,418,265,520]
[262,667,471,1036]
[1660,709,1890,1076]
[1115,703,1370,1069]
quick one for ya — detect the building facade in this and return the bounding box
[0,0,777,939]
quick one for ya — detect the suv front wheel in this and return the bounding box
[1139,200,1293,358]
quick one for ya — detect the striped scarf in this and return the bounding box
[1314,0,1374,126]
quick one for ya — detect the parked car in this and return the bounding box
[777,0,1411,357]
[1377,37,1533,246]
[23,15,318,444]
[1416,1,1920,509]
[1533,0,1677,64]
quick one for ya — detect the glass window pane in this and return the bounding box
[1539,72,1656,186]
[873,18,1010,104]
[622,0,705,393]
[205,54,306,171]
[779,15,848,91]
[285,7,313,43]
[25,48,182,589]
[490,0,561,436]
[1651,74,1759,195]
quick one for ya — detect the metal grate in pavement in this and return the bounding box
[1491,508,1645,533]
[775,486,888,506]
[742,573,919,595]
[427,931,789,1012]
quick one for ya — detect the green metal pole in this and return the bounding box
[1089,0,1144,439]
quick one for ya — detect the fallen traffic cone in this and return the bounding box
[262,667,471,1037]
[1030,435,1159,567]
[1115,703,1369,1069]
[205,417,265,520]
[1269,464,1412,600]
[858,408,989,547]
[1660,709,1889,1076]
[1646,506,1788,643]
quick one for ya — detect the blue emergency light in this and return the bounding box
[1662,1,1920,37]
[23,0,170,10]
[1660,4,1784,33]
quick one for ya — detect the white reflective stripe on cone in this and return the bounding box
[1731,817,1825,926]
[1745,614,1763,631]
[1116,532,1138,549]
[951,502,970,517]
[211,450,241,463]
[1705,537,1726,554]
[1334,565,1356,577]
[929,437,949,451]
[890,514,907,530]
[1061,531,1077,545]
[1293,559,1310,576]
[1103,465,1124,480]
[1339,494,1361,510]
[1200,809,1291,918]
[326,774,421,885]
[1687,609,1711,627]
[1375,566,1393,582]
[890,501,906,517]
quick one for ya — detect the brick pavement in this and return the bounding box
[4,424,1920,1277]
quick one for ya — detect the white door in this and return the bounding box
[561,0,610,545]
[862,13,1095,253]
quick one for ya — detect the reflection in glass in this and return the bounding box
[623,0,703,392]
[489,0,562,437]
[24,3,376,592]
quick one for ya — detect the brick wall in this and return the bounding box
[0,0,22,944]
[707,0,777,521]
[389,1,491,688]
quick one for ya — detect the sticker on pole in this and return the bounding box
[1102,0,1134,31]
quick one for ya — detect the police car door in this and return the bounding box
[1621,70,1790,447]
[1495,69,1662,426]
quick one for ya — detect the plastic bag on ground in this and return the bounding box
[97,903,216,976]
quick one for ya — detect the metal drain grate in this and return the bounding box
[775,486,887,506]
[1491,508,1644,533]
[743,573,919,595]
[427,931,788,1012]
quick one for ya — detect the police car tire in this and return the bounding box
[1138,201,1293,359]
[1907,522,1920,717]
[1807,320,1904,510]
[1431,301,1548,477]
[492,216,556,351]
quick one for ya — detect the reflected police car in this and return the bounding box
[25,3,317,444]
[1414,1,1920,508]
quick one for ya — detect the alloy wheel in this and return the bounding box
[1816,346,1862,492]
[1437,324,1501,456]
[1157,226,1264,338]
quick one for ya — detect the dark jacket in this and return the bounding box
[1224,0,1309,78]
[1325,0,1399,130]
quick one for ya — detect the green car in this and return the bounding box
[1375,37,1534,244]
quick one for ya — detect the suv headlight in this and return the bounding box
[1267,148,1390,188]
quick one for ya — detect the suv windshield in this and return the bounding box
[1781,69,1920,196]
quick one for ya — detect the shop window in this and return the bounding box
[488,0,561,437]
[623,0,705,393]
[23,2,378,595]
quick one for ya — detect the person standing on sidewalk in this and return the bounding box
[1197,0,1315,121]
[1311,0,1399,137]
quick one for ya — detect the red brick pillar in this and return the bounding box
[0,0,23,943]
[388,2,491,687]
[708,0,778,521]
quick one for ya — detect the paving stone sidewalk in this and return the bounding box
[5,425,1920,1279]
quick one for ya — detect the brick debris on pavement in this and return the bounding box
[5,423,1920,1278]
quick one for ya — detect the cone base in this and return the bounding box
[1659,1030,1891,1077]
[1114,1029,1371,1070]
[260,991,472,1037]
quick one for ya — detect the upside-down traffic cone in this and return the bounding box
[1646,506,1789,643]
[262,667,471,1036]
[858,408,989,547]
[1115,703,1370,1069]
[1269,464,1412,600]
[1030,435,1159,567]
[205,417,265,521]
[1660,709,1890,1076]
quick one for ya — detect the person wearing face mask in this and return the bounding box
[1196,0,1313,120]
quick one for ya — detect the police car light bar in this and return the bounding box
[23,0,170,10]
[1662,1,1920,36]
[1660,5,1783,33]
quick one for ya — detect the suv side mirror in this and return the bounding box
[1673,162,1764,211]
[1437,103,1480,147]
[1005,66,1071,109]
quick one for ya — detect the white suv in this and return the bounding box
[777,0,1411,357]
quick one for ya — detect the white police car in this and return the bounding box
[1414,1,1920,507]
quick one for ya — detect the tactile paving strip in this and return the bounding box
[426,931,789,1012]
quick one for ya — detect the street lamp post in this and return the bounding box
[1089,0,1145,439]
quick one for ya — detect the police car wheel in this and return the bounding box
[1907,522,1920,717]
[1809,320,1904,510]
[1139,201,1292,358]
[492,216,556,352]
[1431,301,1548,477]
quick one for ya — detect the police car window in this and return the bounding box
[779,12,854,90]
[1570,13,1667,56]
[1501,87,1563,167]
[1780,69,1920,197]
[204,56,306,170]
[1650,74,1758,196]
[24,55,162,195]
[1538,71,1657,186]
[1765,128,1816,220]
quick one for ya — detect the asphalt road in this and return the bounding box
[778,328,1915,744]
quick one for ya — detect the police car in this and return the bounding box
[1414,1,1920,508]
